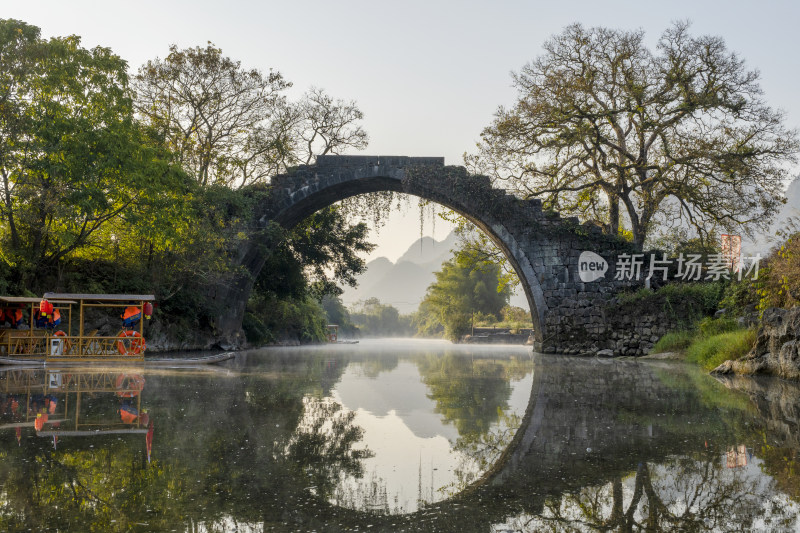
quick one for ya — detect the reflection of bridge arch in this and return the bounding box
[279,356,726,531]
[217,156,639,353]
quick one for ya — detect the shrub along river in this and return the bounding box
[1,339,799,532]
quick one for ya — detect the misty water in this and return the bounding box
[1,339,800,532]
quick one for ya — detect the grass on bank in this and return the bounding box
[651,330,694,353]
[685,328,758,370]
[618,282,757,369]
[651,316,757,370]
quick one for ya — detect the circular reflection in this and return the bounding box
[285,340,535,514]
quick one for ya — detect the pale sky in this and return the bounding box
[4,0,799,262]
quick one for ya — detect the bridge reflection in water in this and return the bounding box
[0,344,798,532]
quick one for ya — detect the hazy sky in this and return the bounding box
[4,0,799,261]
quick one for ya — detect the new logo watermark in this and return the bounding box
[578,251,608,282]
[577,251,762,282]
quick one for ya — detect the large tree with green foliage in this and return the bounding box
[244,206,375,344]
[468,21,798,249]
[0,19,184,279]
[416,247,512,341]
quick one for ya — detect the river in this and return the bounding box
[1,339,799,532]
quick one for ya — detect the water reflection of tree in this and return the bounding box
[759,437,800,504]
[353,354,400,378]
[415,353,529,437]
[0,438,183,532]
[499,453,799,532]
[441,410,522,498]
[0,364,374,532]
[285,396,374,500]
[332,468,404,515]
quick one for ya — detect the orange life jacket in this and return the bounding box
[122,306,140,320]
[120,408,138,424]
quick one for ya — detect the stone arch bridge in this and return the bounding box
[215,155,641,353]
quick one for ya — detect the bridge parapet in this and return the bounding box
[315,155,445,167]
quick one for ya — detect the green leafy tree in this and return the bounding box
[416,247,512,341]
[320,294,357,334]
[349,297,413,337]
[437,209,520,293]
[286,206,375,298]
[245,206,375,344]
[0,19,184,278]
[469,21,799,249]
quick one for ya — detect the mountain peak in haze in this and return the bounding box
[396,232,460,266]
[342,232,459,314]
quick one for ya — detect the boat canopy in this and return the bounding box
[0,296,77,305]
[43,293,155,302]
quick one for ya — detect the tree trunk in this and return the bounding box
[606,192,620,236]
[1,169,19,248]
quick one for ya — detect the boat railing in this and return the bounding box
[0,331,145,361]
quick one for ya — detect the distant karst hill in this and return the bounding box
[342,231,529,314]
[341,232,459,314]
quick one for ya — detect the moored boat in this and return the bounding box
[0,293,235,366]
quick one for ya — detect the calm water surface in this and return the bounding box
[1,339,799,532]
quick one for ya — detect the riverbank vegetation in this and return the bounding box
[685,328,758,370]
[413,246,513,342]
[615,282,726,329]
[651,316,757,369]
[348,298,414,337]
[649,231,800,368]
[0,19,373,347]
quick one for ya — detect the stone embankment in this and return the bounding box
[593,309,670,357]
[713,306,800,380]
[588,294,697,357]
[462,327,533,345]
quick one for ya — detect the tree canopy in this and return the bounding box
[134,45,367,188]
[416,247,512,341]
[0,19,375,346]
[468,21,799,249]
[0,19,185,277]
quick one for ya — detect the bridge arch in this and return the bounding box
[268,160,548,339]
[221,155,639,353]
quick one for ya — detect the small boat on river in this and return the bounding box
[0,293,233,366]
[326,324,359,345]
